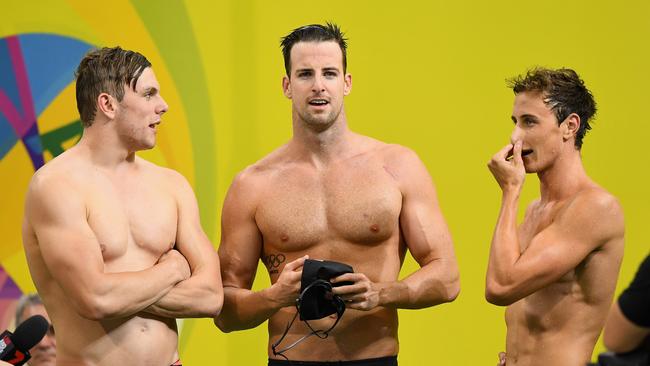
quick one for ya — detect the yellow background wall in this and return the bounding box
[1,1,648,364]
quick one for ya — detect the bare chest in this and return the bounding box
[518,203,578,284]
[255,164,402,252]
[86,175,177,267]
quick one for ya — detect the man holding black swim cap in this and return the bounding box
[215,23,460,365]
[486,68,625,366]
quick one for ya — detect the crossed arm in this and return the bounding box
[142,171,223,318]
[26,173,190,320]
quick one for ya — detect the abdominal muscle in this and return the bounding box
[43,285,179,366]
[267,306,399,361]
[504,297,600,366]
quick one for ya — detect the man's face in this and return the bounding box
[115,67,168,150]
[282,41,351,131]
[510,91,566,173]
[20,304,56,366]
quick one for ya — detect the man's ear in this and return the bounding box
[562,113,580,141]
[343,73,352,96]
[97,92,118,120]
[282,76,291,99]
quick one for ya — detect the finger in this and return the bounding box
[284,255,309,271]
[512,140,523,165]
[330,273,367,283]
[338,293,366,302]
[287,269,303,283]
[332,282,368,296]
[495,143,514,160]
[491,144,514,165]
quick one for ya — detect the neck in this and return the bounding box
[76,121,136,169]
[537,148,589,203]
[290,110,353,166]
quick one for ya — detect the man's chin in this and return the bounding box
[523,162,539,174]
[137,139,157,151]
[303,117,335,130]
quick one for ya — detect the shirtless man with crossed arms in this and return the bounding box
[22,47,222,365]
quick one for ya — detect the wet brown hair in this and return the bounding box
[75,46,151,127]
[508,67,597,149]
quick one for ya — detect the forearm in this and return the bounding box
[142,274,223,318]
[379,258,460,309]
[604,303,650,353]
[214,286,286,332]
[79,261,183,320]
[486,190,522,304]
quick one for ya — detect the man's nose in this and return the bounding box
[158,96,169,114]
[312,75,325,93]
[510,125,523,144]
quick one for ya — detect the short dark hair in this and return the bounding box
[507,67,597,149]
[280,22,348,76]
[75,46,151,127]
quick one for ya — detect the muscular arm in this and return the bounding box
[485,145,625,306]
[25,173,189,320]
[604,302,650,353]
[381,147,460,308]
[604,256,650,352]
[334,147,460,309]
[214,173,303,332]
[143,172,223,318]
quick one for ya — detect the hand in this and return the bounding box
[158,249,191,282]
[331,272,380,311]
[488,141,525,192]
[267,255,308,307]
[497,352,506,366]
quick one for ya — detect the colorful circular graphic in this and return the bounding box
[0,33,93,327]
[0,34,92,169]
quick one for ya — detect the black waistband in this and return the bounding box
[268,355,397,366]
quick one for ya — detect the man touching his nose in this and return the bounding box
[485,68,625,366]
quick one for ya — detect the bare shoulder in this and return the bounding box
[562,185,624,241]
[137,157,192,189]
[379,142,421,163]
[374,142,431,185]
[570,186,623,218]
[27,149,87,198]
[235,144,291,188]
[24,150,89,223]
[223,144,292,209]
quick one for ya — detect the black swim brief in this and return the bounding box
[268,355,397,366]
